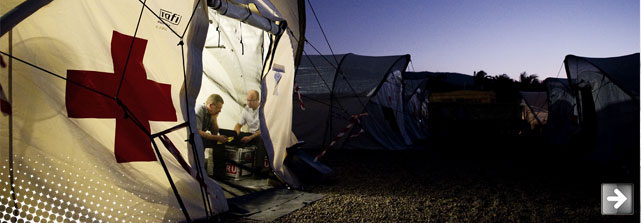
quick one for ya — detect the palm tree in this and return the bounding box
[519,72,541,90]
[519,72,539,85]
[474,70,489,90]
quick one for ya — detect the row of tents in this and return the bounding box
[1,0,638,221]
[293,53,639,163]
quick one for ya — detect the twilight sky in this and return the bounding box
[303,0,640,80]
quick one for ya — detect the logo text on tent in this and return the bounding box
[160,9,181,25]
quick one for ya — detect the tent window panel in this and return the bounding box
[381,106,400,132]
[578,86,597,136]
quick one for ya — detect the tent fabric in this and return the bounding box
[564,53,640,161]
[293,53,412,150]
[401,72,431,141]
[1,0,226,221]
[543,78,578,146]
[260,31,301,188]
[566,54,640,98]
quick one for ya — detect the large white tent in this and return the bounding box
[0,0,305,221]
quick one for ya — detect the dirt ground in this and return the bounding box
[271,147,637,222]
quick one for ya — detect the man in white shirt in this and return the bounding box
[234,90,269,177]
[234,90,260,142]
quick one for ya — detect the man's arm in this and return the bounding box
[199,129,226,142]
[211,114,219,135]
[234,123,242,135]
[241,130,261,143]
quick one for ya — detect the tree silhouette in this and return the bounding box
[519,72,543,91]
[474,70,489,90]
[491,74,519,103]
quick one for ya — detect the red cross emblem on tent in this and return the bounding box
[66,31,177,163]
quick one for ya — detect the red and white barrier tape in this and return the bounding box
[314,113,368,162]
[295,83,305,111]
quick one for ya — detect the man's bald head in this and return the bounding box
[247,90,260,110]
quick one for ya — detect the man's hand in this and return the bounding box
[215,135,228,143]
[240,136,253,144]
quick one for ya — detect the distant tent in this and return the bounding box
[564,53,640,161]
[401,72,432,141]
[293,53,412,150]
[519,91,548,129]
[543,78,578,146]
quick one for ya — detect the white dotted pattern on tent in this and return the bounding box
[0,154,181,222]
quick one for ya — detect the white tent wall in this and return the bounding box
[260,32,300,188]
[564,54,640,161]
[256,0,305,189]
[1,0,228,221]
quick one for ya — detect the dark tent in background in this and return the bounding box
[400,72,433,142]
[293,53,413,150]
[543,78,578,147]
[519,91,548,130]
[564,53,639,161]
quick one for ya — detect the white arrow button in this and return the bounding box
[606,188,628,209]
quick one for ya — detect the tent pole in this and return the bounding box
[0,0,53,37]
[207,0,283,35]
[150,138,192,222]
[8,29,19,214]
[522,95,544,127]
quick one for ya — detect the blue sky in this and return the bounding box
[303,0,640,80]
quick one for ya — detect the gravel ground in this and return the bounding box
[221,143,637,222]
[273,149,635,223]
